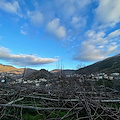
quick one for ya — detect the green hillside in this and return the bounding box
[26,69,54,80]
[77,54,120,74]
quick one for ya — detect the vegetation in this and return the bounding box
[1,107,72,120]
[77,53,120,74]
[96,79,113,88]
[26,69,54,80]
[114,79,120,91]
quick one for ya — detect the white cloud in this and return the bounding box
[0,47,57,66]
[74,29,120,62]
[27,11,44,27]
[0,0,21,15]
[71,16,86,28]
[20,24,28,35]
[46,18,66,39]
[107,29,120,39]
[54,0,91,19]
[20,30,27,35]
[107,45,118,53]
[95,0,120,26]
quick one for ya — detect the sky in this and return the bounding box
[0,0,120,71]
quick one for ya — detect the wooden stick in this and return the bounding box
[0,104,83,111]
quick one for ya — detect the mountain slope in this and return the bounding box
[23,68,38,77]
[26,69,54,80]
[0,64,37,75]
[0,64,24,74]
[77,54,120,74]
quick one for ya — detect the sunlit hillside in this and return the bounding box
[0,64,24,74]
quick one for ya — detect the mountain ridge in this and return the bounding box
[0,53,120,75]
[0,64,37,75]
[77,53,120,74]
[0,64,24,74]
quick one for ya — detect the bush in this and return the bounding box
[96,79,113,88]
[114,80,120,91]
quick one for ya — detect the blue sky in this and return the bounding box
[0,0,120,70]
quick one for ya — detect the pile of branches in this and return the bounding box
[0,77,120,120]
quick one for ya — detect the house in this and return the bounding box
[111,73,119,76]
[98,76,103,79]
[109,76,114,80]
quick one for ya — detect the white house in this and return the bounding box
[111,73,119,76]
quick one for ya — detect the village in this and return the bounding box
[0,70,120,85]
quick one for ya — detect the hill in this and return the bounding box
[23,68,38,77]
[26,69,54,80]
[77,54,120,74]
[0,64,24,74]
[0,64,37,75]
[50,69,76,77]
[50,69,61,73]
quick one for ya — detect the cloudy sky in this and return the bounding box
[0,0,120,70]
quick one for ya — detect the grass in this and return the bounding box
[22,110,72,120]
[107,103,120,109]
[22,114,44,120]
